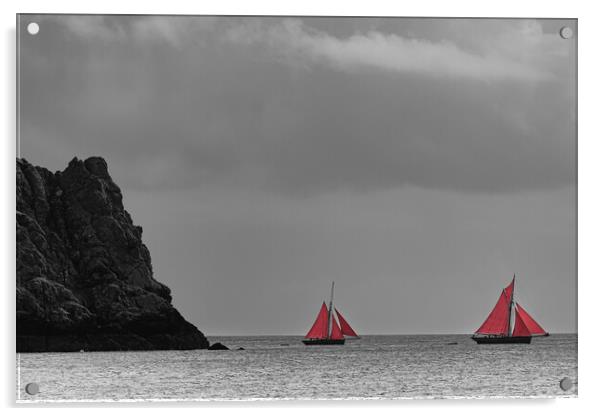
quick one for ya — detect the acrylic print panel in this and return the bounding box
[16,14,577,401]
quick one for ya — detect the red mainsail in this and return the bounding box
[335,308,359,337]
[505,277,515,302]
[475,289,510,335]
[475,277,515,335]
[305,302,329,339]
[330,316,344,340]
[515,303,548,336]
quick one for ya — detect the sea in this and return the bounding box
[16,334,577,402]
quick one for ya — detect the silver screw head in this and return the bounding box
[27,22,40,35]
[25,382,39,395]
[559,26,573,39]
[559,377,573,391]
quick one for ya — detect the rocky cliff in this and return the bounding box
[16,157,209,352]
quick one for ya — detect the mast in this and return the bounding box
[507,275,515,337]
[327,281,334,339]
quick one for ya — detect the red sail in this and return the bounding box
[475,290,510,335]
[305,302,329,339]
[330,316,344,340]
[505,277,515,302]
[335,308,359,337]
[515,303,548,336]
[511,307,531,336]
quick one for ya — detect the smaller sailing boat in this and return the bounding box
[472,275,549,344]
[302,282,359,345]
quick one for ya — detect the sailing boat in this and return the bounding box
[472,276,549,344]
[302,282,359,345]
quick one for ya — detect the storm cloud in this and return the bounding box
[224,19,555,81]
[20,16,575,194]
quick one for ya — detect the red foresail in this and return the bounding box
[305,302,329,339]
[475,290,510,335]
[515,303,548,336]
[511,307,531,336]
[335,308,359,337]
[330,316,344,340]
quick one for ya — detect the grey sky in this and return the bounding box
[18,15,576,334]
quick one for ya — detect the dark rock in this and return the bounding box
[16,157,209,352]
[208,342,229,350]
[237,347,245,350]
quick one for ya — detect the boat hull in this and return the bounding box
[302,338,345,345]
[472,336,532,344]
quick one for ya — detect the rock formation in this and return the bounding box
[16,157,209,352]
[208,342,229,350]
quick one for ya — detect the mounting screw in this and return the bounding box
[559,377,573,391]
[27,22,40,35]
[25,382,39,395]
[559,26,573,39]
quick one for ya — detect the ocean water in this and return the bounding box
[16,334,577,401]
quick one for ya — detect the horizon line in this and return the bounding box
[204,332,578,337]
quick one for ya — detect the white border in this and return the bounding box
[3,0,600,414]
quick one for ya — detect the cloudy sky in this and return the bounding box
[18,15,576,335]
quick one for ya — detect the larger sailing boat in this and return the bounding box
[472,276,549,344]
[302,282,359,345]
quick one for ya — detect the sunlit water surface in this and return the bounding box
[17,334,577,401]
